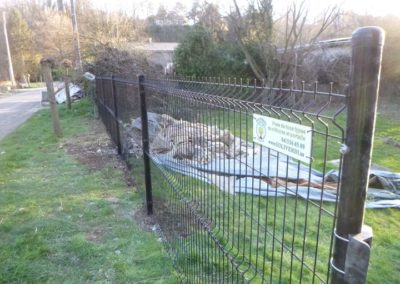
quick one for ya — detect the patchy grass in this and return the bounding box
[16,82,46,89]
[27,82,46,88]
[0,99,175,283]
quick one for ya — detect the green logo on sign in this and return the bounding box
[255,117,266,141]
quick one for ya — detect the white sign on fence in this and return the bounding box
[253,114,313,164]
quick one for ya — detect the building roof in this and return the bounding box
[129,42,179,52]
[277,37,351,54]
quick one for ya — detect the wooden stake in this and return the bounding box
[41,58,63,138]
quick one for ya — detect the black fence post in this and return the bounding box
[99,77,106,126]
[111,75,122,155]
[331,27,385,283]
[94,78,99,102]
[138,74,153,215]
[92,79,98,118]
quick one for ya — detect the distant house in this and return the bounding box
[155,18,186,26]
[128,41,179,73]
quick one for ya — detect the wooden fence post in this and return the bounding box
[62,59,73,109]
[41,58,63,138]
[64,75,71,109]
[331,26,385,284]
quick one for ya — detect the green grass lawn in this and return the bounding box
[18,82,46,89]
[365,96,400,284]
[0,99,175,283]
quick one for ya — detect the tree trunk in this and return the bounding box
[57,0,64,12]
[70,0,83,71]
[41,61,63,138]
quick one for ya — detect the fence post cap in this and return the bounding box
[352,26,385,46]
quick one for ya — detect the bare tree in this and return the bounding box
[57,0,64,12]
[229,0,340,85]
[276,2,340,84]
[229,0,275,82]
[70,0,82,70]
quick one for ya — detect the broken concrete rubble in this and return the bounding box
[124,112,255,163]
[123,112,400,208]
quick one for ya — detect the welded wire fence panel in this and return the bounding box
[96,77,118,145]
[96,77,143,158]
[137,77,346,283]
[95,75,347,282]
[93,28,383,284]
[113,78,141,158]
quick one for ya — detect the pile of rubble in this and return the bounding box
[122,112,255,163]
[88,46,162,78]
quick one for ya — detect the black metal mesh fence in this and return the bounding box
[96,76,347,283]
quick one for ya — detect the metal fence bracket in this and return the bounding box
[344,225,373,284]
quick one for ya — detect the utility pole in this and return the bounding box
[2,11,15,87]
[57,0,64,12]
[70,0,82,71]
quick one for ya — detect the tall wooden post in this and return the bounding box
[41,58,63,138]
[331,27,385,284]
[62,59,73,109]
[64,74,72,109]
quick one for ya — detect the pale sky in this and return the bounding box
[91,0,400,18]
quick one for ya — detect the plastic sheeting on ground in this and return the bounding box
[151,149,400,209]
[55,84,82,104]
[138,112,400,208]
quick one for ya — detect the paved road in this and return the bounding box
[0,88,44,140]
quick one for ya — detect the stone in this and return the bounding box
[124,113,255,164]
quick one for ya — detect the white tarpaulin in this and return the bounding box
[55,84,81,104]
[151,150,400,208]
[134,113,400,209]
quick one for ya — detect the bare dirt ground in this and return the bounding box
[62,118,167,240]
[63,118,134,186]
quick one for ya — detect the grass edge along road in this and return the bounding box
[0,99,176,283]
